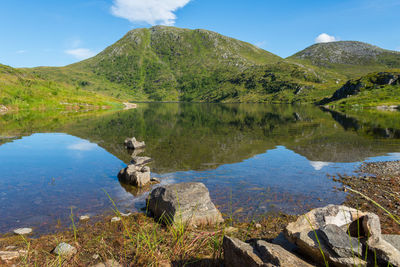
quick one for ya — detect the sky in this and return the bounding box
[1,0,399,68]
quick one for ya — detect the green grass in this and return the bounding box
[0,64,122,111]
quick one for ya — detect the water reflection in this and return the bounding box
[1,104,400,233]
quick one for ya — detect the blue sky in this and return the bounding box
[1,0,399,67]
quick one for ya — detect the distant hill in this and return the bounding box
[0,64,120,111]
[288,41,400,78]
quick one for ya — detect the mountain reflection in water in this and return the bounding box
[1,103,400,234]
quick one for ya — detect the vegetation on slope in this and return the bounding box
[288,41,400,78]
[320,70,400,108]
[30,26,341,103]
[0,64,121,111]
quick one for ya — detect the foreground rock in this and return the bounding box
[147,182,223,226]
[118,164,151,187]
[13,228,32,235]
[284,204,400,266]
[124,137,145,150]
[223,236,313,267]
[53,242,77,257]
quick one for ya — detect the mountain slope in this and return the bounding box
[32,26,284,101]
[0,64,120,111]
[288,41,400,78]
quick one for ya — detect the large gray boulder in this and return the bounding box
[124,137,145,150]
[118,164,151,187]
[223,236,313,267]
[147,182,223,226]
[285,205,400,267]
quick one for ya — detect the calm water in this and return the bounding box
[1,103,400,234]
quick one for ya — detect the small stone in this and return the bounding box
[120,212,132,217]
[131,156,152,166]
[0,251,20,261]
[124,137,145,150]
[255,223,262,229]
[53,242,77,257]
[13,228,32,235]
[111,217,121,223]
[79,215,90,221]
[92,254,100,259]
[90,259,122,267]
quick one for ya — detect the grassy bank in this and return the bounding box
[0,211,295,266]
[0,64,122,112]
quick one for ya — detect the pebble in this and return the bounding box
[53,242,77,256]
[120,212,132,217]
[79,215,90,221]
[255,223,262,229]
[13,228,32,235]
[90,259,122,267]
[111,217,121,222]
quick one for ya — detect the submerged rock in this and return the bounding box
[13,228,32,235]
[147,182,224,226]
[124,137,145,150]
[118,164,151,187]
[53,242,77,257]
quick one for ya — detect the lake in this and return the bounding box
[1,103,400,234]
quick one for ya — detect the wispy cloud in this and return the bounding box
[315,33,338,43]
[16,50,27,54]
[67,141,98,151]
[65,48,96,60]
[111,0,192,25]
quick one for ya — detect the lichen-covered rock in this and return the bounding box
[53,242,77,257]
[285,205,368,266]
[124,137,145,149]
[118,164,151,187]
[147,182,223,225]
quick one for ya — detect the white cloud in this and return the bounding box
[67,141,98,151]
[65,48,96,60]
[111,0,192,25]
[315,33,338,43]
[16,50,27,54]
[309,161,331,171]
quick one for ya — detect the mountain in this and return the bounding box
[288,41,400,78]
[31,26,336,103]
[0,64,120,111]
[320,70,400,108]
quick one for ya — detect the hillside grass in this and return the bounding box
[0,64,122,111]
